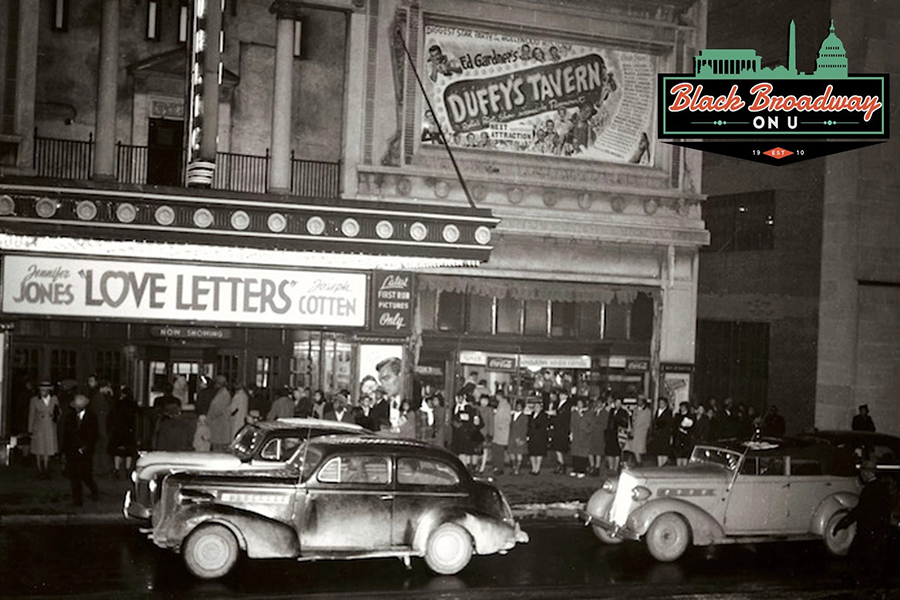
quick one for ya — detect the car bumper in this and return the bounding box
[575,509,637,541]
[123,490,151,521]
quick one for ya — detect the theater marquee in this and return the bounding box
[1,255,368,327]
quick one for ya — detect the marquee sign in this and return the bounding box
[1,255,368,327]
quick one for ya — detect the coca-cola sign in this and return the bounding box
[370,271,412,334]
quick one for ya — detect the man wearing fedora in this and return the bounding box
[62,394,99,506]
[852,404,876,432]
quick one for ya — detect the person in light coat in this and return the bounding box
[206,375,233,452]
[230,383,249,435]
[492,391,512,475]
[28,382,59,479]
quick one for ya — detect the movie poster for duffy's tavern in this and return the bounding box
[421,25,657,165]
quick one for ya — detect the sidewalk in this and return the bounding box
[0,459,606,525]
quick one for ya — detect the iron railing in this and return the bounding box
[33,132,341,198]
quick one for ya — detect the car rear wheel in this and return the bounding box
[425,523,473,575]
[824,510,855,556]
[184,523,240,579]
[646,513,691,562]
[592,524,623,545]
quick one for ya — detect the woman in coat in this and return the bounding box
[630,395,652,467]
[605,397,630,473]
[648,397,675,466]
[569,397,591,477]
[28,382,59,478]
[527,401,550,475]
[106,385,138,477]
[588,396,608,476]
[508,400,528,475]
[450,393,479,468]
[672,401,695,465]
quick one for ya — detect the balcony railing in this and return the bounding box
[33,132,340,198]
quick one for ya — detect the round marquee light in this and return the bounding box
[442,224,460,243]
[193,208,214,228]
[0,195,15,216]
[267,213,287,233]
[116,203,137,223]
[35,197,59,219]
[409,221,428,241]
[375,220,394,239]
[341,218,360,238]
[75,200,97,221]
[474,226,492,245]
[306,216,325,235]
[230,210,250,230]
[155,205,176,226]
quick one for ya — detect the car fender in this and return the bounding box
[627,498,725,546]
[166,503,300,559]
[584,488,615,521]
[810,491,858,537]
[411,507,514,555]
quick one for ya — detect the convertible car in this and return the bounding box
[578,438,860,562]
[125,418,368,521]
[148,435,529,579]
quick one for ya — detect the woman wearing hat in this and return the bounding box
[28,381,59,479]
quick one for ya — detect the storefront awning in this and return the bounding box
[419,274,655,303]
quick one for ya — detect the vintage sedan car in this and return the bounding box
[578,438,860,562]
[149,434,529,579]
[125,418,368,521]
[796,429,900,480]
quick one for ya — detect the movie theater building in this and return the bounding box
[352,0,708,404]
[0,0,707,436]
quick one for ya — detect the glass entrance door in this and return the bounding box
[148,358,214,410]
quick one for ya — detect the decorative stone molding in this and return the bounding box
[542,192,557,207]
[643,198,659,215]
[434,180,450,198]
[471,184,487,202]
[396,177,412,196]
[508,187,524,205]
[610,195,627,213]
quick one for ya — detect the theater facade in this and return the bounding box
[0,0,707,436]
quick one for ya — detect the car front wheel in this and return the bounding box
[183,523,240,579]
[425,523,474,575]
[646,513,691,562]
[824,511,855,556]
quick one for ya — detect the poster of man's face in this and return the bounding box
[358,344,404,400]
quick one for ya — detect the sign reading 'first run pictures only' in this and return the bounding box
[1,255,368,328]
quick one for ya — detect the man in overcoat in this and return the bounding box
[62,394,99,506]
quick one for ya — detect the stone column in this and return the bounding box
[200,0,222,164]
[268,2,298,194]
[93,0,119,180]
[341,7,367,197]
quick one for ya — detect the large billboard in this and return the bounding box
[422,24,657,165]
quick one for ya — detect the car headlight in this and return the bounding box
[602,478,618,493]
[631,486,651,501]
[148,479,157,494]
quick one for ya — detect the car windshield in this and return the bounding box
[229,426,264,461]
[690,445,742,471]
[287,441,325,482]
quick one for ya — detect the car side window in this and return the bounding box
[317,455,390,484]
[282,437,302,459]
[790,458,823,475]
[759,456,785,476]
[871,444,898,466]
[397,457,460,486]
[260,439,281,461]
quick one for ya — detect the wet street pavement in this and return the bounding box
[0,520,894,599]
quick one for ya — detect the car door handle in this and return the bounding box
[380,494,394,501]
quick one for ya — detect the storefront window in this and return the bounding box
[524,299,548,335]
[550,301,576,337]
[604,302,629,339]
[95,350,123,389]
[578,302,602,339]
[218,354,240,387]
[419,289,437,331]
[467,294,493,333]
[50,349,77,384]
[256,355,279,390]
[496,296,522,334]
[631,293,654,342]
[437,291,465,332]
